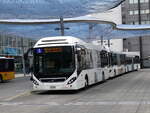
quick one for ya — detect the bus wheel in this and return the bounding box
[0,75,3,83]
[127,66,129,72]
[114,70,116,77]
[102,72,105,81]
[85,76,89,88]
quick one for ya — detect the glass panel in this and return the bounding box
[33,46,75,78]
[100,50,108,67]
[0,59,14,72]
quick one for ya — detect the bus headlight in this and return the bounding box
[32,79,39,85]
[67,77,77,84]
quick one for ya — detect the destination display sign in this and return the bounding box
[44,48,62,53]
[35,48,63,54]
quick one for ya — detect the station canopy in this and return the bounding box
[0,0,150,40]
[1,23,150,40]
[0,0,124,19]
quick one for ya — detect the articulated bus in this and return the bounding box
[31,36,140,91]
[0,57,15,82]
[123,52,140,72]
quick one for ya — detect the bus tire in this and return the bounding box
[114,70,116,77]
[0,75,3,83]
[102,72,105,81]
[127,66,129,72]
[85,75,89,88]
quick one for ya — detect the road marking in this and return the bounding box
[64,101,140,106]
[0,102,23,106]
[65,101,150,106]
[46,102,60,106]
[4,91,31,101]
[0,102,60,106]
[16,90,25,92]
[1,101,150,106]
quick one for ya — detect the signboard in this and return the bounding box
[35,48,63,54]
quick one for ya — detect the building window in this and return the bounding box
[141,21,146,24]
[134,22,139,25]
[141,9,150,14]
[140,0,144,3]
[134,0,138,3]
[129,0,134,4]
[141,21,150,24]
[129,11,134,15]
[130,21,150,25]
[145,9,150,14]
[146,21,150,24]
[129,22,134,25]
[129,10,139,15]
[129,0,148,4]
[134,10,139,15]
[129,0,138,4]
[129,21,139,25]
[140,0,149,3]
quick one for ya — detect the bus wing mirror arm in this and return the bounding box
[30,76,33,81]
[24,48,33,60]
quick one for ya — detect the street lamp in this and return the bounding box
[21,38,26,76]
[55,16,70,36]
[138,0,143,68]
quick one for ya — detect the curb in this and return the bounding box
[15,74,31,78]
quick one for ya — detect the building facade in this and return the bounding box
[122,0,150,25]
[92,39,124,52]
[122,0,150,67]
[0,33,36,72]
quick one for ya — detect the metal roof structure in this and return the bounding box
[0,0,150,40]
[0,23,150,40]
[0,0,125,19]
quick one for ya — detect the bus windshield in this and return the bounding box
[0,59,14,72]
[33,46,75,78]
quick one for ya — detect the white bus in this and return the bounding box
[31,36,140,91]
[123,52,140,72]
[108,52,126,77]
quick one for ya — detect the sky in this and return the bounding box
[0,0,150,40]
[0,0,124,19]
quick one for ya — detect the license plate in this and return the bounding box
[50,86,56,89]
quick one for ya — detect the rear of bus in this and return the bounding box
[0,58,15,82]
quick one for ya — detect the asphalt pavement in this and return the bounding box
[0,69,150,113]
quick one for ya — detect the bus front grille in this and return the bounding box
[39,77,66,83]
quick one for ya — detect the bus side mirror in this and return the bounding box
[24,53,28,60]
[78,54,81,62]
[75,47,81,53]
[30,66,33,73]
[30,76,33,81]
[77,51,81,62]
[24,48,33,60]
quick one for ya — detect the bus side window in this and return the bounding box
[100,51,108,68]
[77,49,85,74]
[108,52,112,67]
[89,51,93,68]
[134,56,140,63]
[85,50,92,69]
[112,53,117,66]
[97,51,101,68]
[126,57,132,64]
[77,51,81,62]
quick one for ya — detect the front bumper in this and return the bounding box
[33,82,79,91]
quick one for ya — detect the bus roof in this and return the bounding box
[34,36,105,51]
